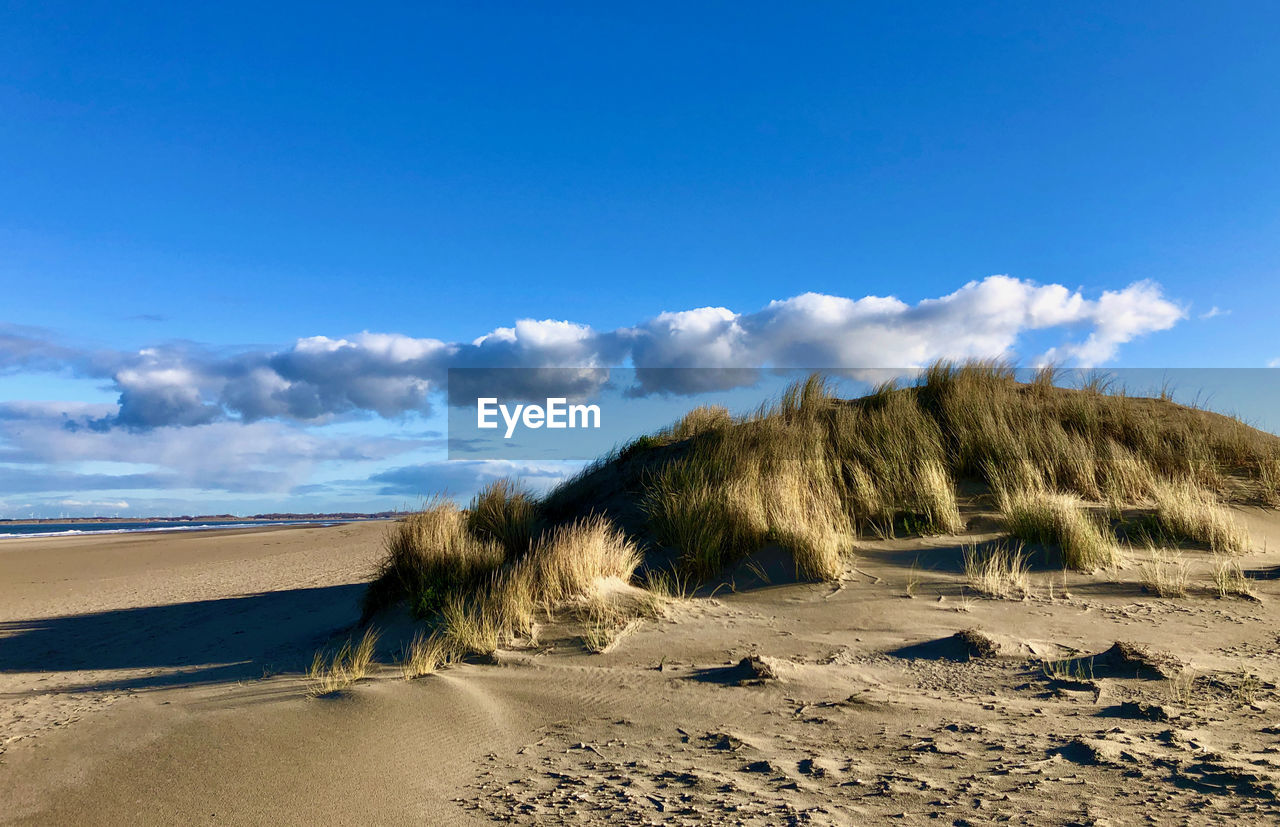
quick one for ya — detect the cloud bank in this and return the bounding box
[0,276,1188,512]
[2,276,1185,433]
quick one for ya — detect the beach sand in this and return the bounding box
[4,513,1280,824]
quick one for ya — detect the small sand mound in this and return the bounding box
[695,654,789,685]
[892,629,1033,662]
[733,655,783,683]
[1041,641,1184,686]
[1054,737,1125,767]
[1107,700,1173,722]
[1082,641,1184,679]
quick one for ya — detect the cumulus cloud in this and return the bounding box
[1038,281,1186,366]
[0,276,1191,513]
[0,276,1186,431]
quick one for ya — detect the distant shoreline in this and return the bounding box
[0,512,411,527]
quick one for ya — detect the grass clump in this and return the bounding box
[1211,555,1254,599]
[400,630,453,679]
[642,444,849,580]
[640,375,964,580]
[467,479,542,562]
[1147,478,1249,554]
[581,622,621,653]
[362,498,504,621]
[427,516,641,659]
[963,541,1031,599]
[914,360,1278,504]
[577,593,637,653]
[666,404,733,441]
[364,496,642,662]
[997,482,1120,571]
[308,627,380,696]
[832,389,964,536]
[1042,656,1096,684]
[440,565,542,656]
[1231,668,1263,707]
[532,515,642,601]
[1139,547,1189,598]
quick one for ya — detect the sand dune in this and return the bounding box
[4,508,1280,824]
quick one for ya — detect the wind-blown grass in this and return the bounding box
[1139,546,1189,598]
[308,627,380,696]
[639,376,965,579]
[1211,555,1254,599]
[400,630,453,679]
[363,503,642,662]
[362,499,504,621]
[1147,478,1249,554]
[467,479,542,562]
[963,541,1031,599]
[995,476,1120,572]
[434,517,642,656]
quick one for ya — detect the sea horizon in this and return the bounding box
[0,517,384,539]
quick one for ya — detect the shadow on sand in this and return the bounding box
[0,583,365,693]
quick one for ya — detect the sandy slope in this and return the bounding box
[4,514,1280,824]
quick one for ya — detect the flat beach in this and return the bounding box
[5,509,1280,824]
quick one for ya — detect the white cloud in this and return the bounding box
[1199,306,1229,320]
[0,275,1192,511]
[1037,280,1185,366]
[0,276,1186,431]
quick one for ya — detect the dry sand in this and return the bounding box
[4,513,1280,824]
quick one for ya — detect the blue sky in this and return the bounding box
[1,2,1278,517]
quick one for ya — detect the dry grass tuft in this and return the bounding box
[308,627,380,696]
[576,593,637,653]
[1231,668,1263,707]
[532,516,643,602]
[1260,458,1280,506]
[760,464,848,581]
[400,630,452,679]
[467,478,542,562]
[362,499,504,620]
[580,623,619,653]
[666,404,733,441]
[440,567,540,655]
[642,567,696,600]
[1139,547,1190,598]
[963,541,1031,599]
[1099,441,1157,506]
[996,480,1120,572]
[1211,555,1254,599]
[1148,479,1249,554]
[428,517,641,658]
